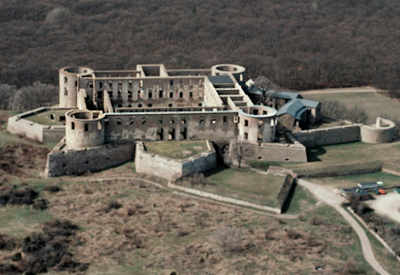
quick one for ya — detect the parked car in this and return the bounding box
[376,188,386,195]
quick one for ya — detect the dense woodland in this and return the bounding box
[1,0,400,99]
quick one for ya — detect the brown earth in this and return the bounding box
[0,144,49,177]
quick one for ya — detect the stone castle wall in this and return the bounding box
[229,140,308,166]
[7,107,67,143]
[90,76,206,109]
[135,142,217,181]
[294,124,361,147]
[45,140,134,177]
[104,111,238,144]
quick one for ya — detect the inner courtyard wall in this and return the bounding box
[294,124,361,147]
[104,111,238,144]
[89,76,206,109]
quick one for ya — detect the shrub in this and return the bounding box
[10,82,58,112]
[320,100,369,123]
[0,84,17,110]
[212,226,252,254]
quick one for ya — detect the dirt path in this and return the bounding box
[299,86,379,95]
[298,179,390,275]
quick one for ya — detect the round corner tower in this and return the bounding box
[59,67,94,108]
[65,110,105,150]
[211,64,246,82]
[238,105,277,144]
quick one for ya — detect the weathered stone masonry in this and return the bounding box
[7,63,395,178]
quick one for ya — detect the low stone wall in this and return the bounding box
[277,175,297,213]
[361,118,396,144]
[229,140,307,166]
[45,141,134,177]
[294,124,361,147]
[7,107,68,143]
[168,182,281,214]
[135,141,217,181]
[293,161,383,178]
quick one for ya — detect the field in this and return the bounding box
[145,140,209,159]
[1,110,392,274]
[302,91,400,123]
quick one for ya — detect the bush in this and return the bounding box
[0,84,17,110]
[212,226,252,254]
[10,82,58,112]
[320,100,369,123]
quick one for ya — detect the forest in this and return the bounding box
[1,0,400,96]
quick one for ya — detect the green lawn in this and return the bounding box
[311,171,400,189]
[303,92,400,124]
[183,168,286,207]
[286,142,400,172]
[286,185,317,214]
[0,206,53,237]
[24,110,66,126]
[145,140,209,159]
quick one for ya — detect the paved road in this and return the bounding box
[298,179,390,275]
[299,86,379,95]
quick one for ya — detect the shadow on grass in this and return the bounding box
[307,147,327,162]
[203,165,230,178]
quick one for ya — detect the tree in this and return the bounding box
[10,82,58,112]
[0,84,17,110]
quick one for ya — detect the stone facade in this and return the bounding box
[294,124,362,147]
[229,140,308,166]
[7,107,68,143]
[135,142,217,181]
[45,139,134,177]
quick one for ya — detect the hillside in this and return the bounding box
[1,0,400,91]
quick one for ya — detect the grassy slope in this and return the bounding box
[203,168,285,207]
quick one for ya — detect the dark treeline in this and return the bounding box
[1,0,400,93]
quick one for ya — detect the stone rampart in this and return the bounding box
[168,182,281,214]
[230,140,307,166]
[45,141,134,177]
[294,124,361,147]
[135,141,217,181]
[7,107,68,143]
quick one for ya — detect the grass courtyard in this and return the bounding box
[145,140,209,159]
[24,109,67,126]
[182,168,286,208]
